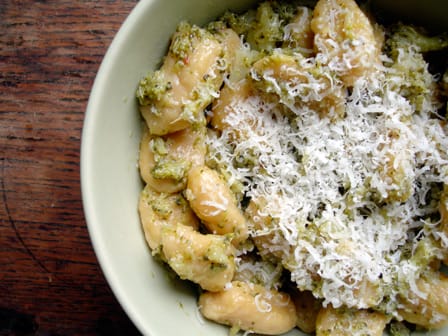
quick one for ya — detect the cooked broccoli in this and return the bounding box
[170,21,209,61]
[136,70,172,106]
[387,23,448,57]
[137,22,210,106]
[385,24,447,113]
[221,1,298,52]
[149,136,188,181]
[409,235,443,269]
[221,9,256,38]
[388,321,411,336]
[247,2,286,51]
[152,158,188,181]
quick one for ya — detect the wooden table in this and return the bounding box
[1,1,141,334]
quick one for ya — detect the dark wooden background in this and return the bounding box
[1,1,142,335]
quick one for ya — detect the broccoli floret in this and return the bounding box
[221,1,298,52]
[385,24,447,113]
[136,70,172,106]
[247,2,284,51]
[270,1,299,22]
[152,158,188,181]
[387,24,448,57]
[170,21,209,61]
[410,235,443,269]
[388,321,411,336]
[221,9,256,38]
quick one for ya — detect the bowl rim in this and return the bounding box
[80,0,149,333]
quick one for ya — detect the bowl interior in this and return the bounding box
[81,0,448,335]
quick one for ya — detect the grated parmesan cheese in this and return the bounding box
[206,27,448,316]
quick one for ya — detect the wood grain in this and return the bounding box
[1,1,141,335]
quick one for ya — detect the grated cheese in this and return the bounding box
[206,42,448,315]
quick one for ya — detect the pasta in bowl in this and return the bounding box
[82,0,448,335]
[136,0,448,334]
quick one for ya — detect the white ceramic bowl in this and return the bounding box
[81,0,448,335]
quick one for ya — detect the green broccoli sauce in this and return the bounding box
[170,21,208,61]
[152,158,188,181]
[389,321,411,336]
[151,199,173,219]
[137,70,172,106]
[151,137,168,156]
[222,1,296,52]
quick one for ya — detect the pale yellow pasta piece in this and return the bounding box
[160,223,235,292]
[251,52,346,119]
[209,28,265,140]
[209,29,259,138]
[316,305,389,336]
[333,240,383,308]
[210,79,255,138]
[138,184,199,252]
[170,127,206,165]
[351,278,383,309]
[139,23,225,135]
[376,151,414,203]
[310,0,382,86]
[291,289,322,334]
[185,166,248,245]
[215,28,242,70]
[216,25,262,82]
[139,125,206,194]
[139,127,155,185]
[245,197,290,262]
[282,6,314,55]
[398,272,448,329]
[199,281,296,335]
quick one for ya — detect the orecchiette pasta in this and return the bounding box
[245,197,291,262]
[214,28,242,75]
